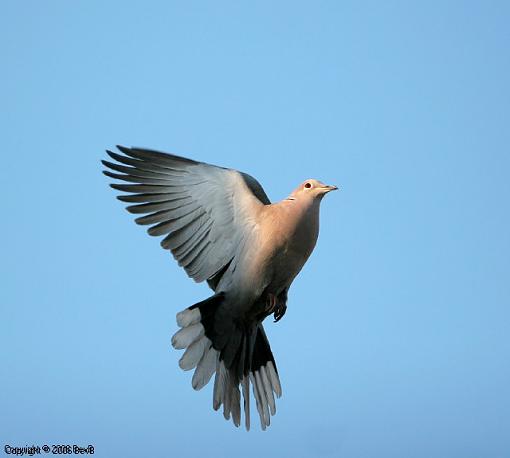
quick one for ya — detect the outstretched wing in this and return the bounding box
[102,146,270,284]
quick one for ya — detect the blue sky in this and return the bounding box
[2,1,509,457]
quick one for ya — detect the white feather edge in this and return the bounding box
[179,336,210,371]
[260,365,276,416]
[176,307,201,327]
[192,346,218,390]
[171,322,204,349]
[255,370,270,427]
[213,359,227,411]
[172,314,281,431]
[266,361,282,397]
[250,372,267,430]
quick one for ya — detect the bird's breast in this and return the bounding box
[257,202,320,294]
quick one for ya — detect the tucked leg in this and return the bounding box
[265,293,277,313]
[273,288,288,323]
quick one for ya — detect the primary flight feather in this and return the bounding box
[102,146,337,430]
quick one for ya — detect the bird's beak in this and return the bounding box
[322,185,338,193]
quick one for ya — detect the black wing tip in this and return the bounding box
[103,150,127,175]
[147,226,162,237]
[109,182,129,192]
[104,147,129,160]
[134,214,151,224]
[101,159,116,170]
[105,144,200,166]
[105,150,120,162]
[116,144,131,154]
[103,170,126,181]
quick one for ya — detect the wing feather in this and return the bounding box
[134,202,199,226]
[103,146,270,285]
[179,234,212,267]
[173,221,213,258]
[160,212,210,250]
[126,196,192,214]
[107,150,172,174]
[147,207,205,237]
[101,160,175,180]
[110,183,188,193]
[118,192,189,204]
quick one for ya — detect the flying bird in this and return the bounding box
[102,146,337,430]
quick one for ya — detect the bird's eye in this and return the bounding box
[304,182,312,189]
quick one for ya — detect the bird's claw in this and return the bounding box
[266,293,287,322]
[273,303,287,322]
[265,293,277,313]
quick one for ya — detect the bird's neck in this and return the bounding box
[277,197,321,240]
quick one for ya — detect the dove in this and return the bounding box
[102,146,337,430]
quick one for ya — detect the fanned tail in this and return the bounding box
[172,293,282,430]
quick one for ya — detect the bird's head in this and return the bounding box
[290,179,338,201]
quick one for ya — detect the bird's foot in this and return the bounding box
[273,303,287,322]
[265,293,277,313]
[266,293,287,322]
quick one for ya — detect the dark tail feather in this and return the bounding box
[172,294,282,430]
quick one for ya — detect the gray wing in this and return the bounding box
[102,146,270,285]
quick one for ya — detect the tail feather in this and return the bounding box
[260,365,276,415]
[176,307,200,327]
[252,372,264,427]
[178,336,209,371]
[171,322,204,349]
[266,361,282,398]
[241,376,251,431]
[192,345,218,390]
[172,293,282,430]
[213,358,227,411]
[231,380,242,427]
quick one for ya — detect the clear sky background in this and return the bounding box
[2,1,509,457]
